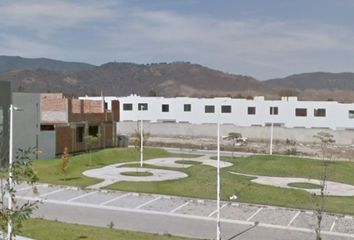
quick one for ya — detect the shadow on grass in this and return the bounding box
[59,177,81,181]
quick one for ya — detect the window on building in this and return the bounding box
[104,102,108,110]
[184,104,191,112]
[138,103,148,111]
[89,125,99,137]
[270,107,278,115]
[248,107,256,115]
[205,105,215,113]
[314,108,326,117]
[40,125,55,131]
[295,108,307,117]
[123,103,133,111]
[221,105,232,113]
[76,126,85,143]
[162,104,169,112]
[349,110,354,119]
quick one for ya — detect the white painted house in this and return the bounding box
[80,95,354,130]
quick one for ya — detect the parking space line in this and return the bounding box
[67,191,98,202]
[330,217,338,232]
[136,196,162,209]
[99,193,131,206]
[169,201,190,213]
[247,207,263,222]
[208,203,228,217]
[40,188,65,198]
[288,211,301,226]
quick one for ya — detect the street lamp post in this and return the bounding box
[8,104,23,240]
[270,106,274,155]
[140,115,144,167]
[216,118,221,240]
[139,105,146,167]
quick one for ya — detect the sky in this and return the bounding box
[0,0,354,79]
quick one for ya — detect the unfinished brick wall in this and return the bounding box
[71,99,82,113]
[83,100,103,113]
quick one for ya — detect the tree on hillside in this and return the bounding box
[312,131,335,240]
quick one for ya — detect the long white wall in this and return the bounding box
[80,95,354,130]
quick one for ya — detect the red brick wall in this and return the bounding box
[41,98,67,112]
[83,100,103,113]
[71,99,82,113]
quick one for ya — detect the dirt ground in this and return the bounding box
[141,136,354,161]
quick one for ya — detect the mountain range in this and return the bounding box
[1,55,354,102]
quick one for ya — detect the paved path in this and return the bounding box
[83,155,232,189]
[230,172,354,196]
[14,183,354,240]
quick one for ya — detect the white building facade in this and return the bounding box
[80,95,354,130]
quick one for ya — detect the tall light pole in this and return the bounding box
[216,117,221,240]
[139,105,146,167]
[8,104,23,239]
[140,114,144,167]
[269,106,274,155]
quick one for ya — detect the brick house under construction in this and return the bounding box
[40,93,119,155]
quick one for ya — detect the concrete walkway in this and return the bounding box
[84,155,233,189]
[230,172,354,196]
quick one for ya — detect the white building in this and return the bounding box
[80,95,354,130]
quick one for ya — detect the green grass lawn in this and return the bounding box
[33,149,354,215]
[20,218,195,240]
[287,182,322,189]
[33,148,197,187]
[106,154,354,215]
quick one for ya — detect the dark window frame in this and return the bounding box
[270,106,278,115]
[162,104,169,112]
[205,105,215,113]
[76,126,85,143]
[295,108,307,117]
[88,125,99,137]
[314,108,326,117]
[138,103,148,111]
[221,105,232,113]
[184,104,191,112]
[349,110,354,119]
[248,107,256,115]
[123,103,133,111]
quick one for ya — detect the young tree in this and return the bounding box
[84,135,100,166]
[132,130,150,150]
[61,147,70,180]
[0,148,39,240]
[223,132,246,158]
[312,131,335,240]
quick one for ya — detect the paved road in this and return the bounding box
[14,184,354,240]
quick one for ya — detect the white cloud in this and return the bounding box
[0,1,354,78]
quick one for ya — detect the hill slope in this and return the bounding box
[0,62,272,97]
[265,72,354,91]
[0,56,95,73]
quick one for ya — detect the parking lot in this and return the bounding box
[14,183,354,239]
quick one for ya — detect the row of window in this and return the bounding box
[123,103,354,118]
